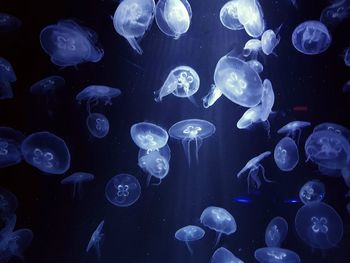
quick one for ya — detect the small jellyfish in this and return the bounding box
[0,228,33,262]
[261,27,281,56]
[247,60,264,74]
[265,217,288,248]
[200,206,237,246]
[113,0,155,54]
[0,13,21,33]
[131,122,169,151]
[292,20,332,55]
[86,113,110,139]
[0,188,17,220]
[21,131,71,174]
[299,180,325,205]
[86,220,104,258]
[274,137,299,172]
[0,57,16,100]
[237,0,265,38]
[154,66,200,102]
[254,247,300,263]
[344,47,350,67]
[236,106,262,130]
[155,0,192,39]
[295,202,343,249]
[168,119,215,165]
[320,0,350,28]
[237,151,273,192]
[220,0,244,31]
[277,120,311,143]
[243,39,262,58]
[313,122,350,141]
[105,173,141,207]
[202,85,223,108]
[175,225,205,254]
[61,172,95,199]
[211,247,244,263]
[30,76,65,95]
[0,127,24,168]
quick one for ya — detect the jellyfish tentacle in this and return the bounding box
[126,37,143,55]
[194,137,203,163]
[214,232,222,247]
[259,164,274,183]
[182,138,191,166]
[146,174,152,187]
[72,183,77,199]
[152,178,162,186]
[185,242,193,255]
[250,167,262,189]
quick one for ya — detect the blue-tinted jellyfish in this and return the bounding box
[265,217,288,248]
[277,121,311,143]
[61,172,95,199]
[220,0,244,31]
[0,13,21,33]
[113,0,155,54]
[320,0,350,28]
[21,131,71,174]
[344,47,350,67]
[261,27,281,56]
[86,113,110,139]
[0,127,24,168]
[40,20,104,66]
[202,85,223,108]
[154,66,200,102]
[175,225,205,254]
[0,188,17,220]
[237,0,265,38]
[200,206,236,245]
[295,202,343,249]
[30,76,65,95]
[243,39,262,58]
[168,119,215,165]
[0,57,16,100]
[105,173,141,207]
[237,151,273,192]
[313,122,350,141]
[155,0,192,39]
[299,180,325,205]
[86,220,104,258]
[131,122,169,151]
[236,107,261,130]
[211,247,244,263]
[292,21,332,55]
[343,80,350,94]
[254,247,300,263]
[247,60,264,74]
[274,137,299,172]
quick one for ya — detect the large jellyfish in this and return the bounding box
[295,202,343,249]
[86,220,104,258]
[265,217,288,248]
[0,127,24,168]
[113,0,155,54]
[21,131,71,174]
[154,66,199,102]
[0,188,17,220]
[40,20,104,66]
[175,225,205,254]
[277,121,311,143]
[61,172,95,199]
[291,21,332,55]
[320,0,350,28]
[274,137,299,172]
[131,122,169,151]
[200,206,236,246]
[0,13,21,33]
[30,76,65,95]
[254,247,300,263]
[236,0,265,38]
[105,173,141,207]
[236,151,273,192]
[219,0,244,31]
[168,119,215,165]
[86,113,110,139]
[211,247,244,263]
[0,57,16,99]
[261,27,281,55]
[299,180,325,205]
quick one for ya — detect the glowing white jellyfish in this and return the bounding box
[261,27,281,55]
[175,225,205,254]
[236,0,265,38]
[220,0,244,31]
[243,39,262,58]
[131,122,169,151]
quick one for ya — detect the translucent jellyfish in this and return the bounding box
[113,0,155,54]
[202,85,223,108]
[344,47,350,67]
[155,0,192,39]
[219,0,244,31]
[254,247,300,263]
[154,66,200,102]
[86,220,104,258]
[236,107,261,130]
[237,151,273,192]
[105,173,141,207]
[291,21,332,55]
[61,172,95,199]
[313,122,350,141]
[247,60,263,74]
[295,202,343,249]
[274,137,299,172]
[86,113,110,139]
[243,39,262,57]
[277,121,311,143]
[168,119,215,165]
[0,127,24,168]
[21,131,71,174]
[237,0,265,38]
[30,76,65,95]
[0,13,21,33]
[299,180,325,205]
[131,122,169,151]
[175,225,205,254]
[40,20,104,66]
[261,27,281,55]
[0,57,16,100]
[0,188,17,219]
[320,0,350,28]
[200,206,236,245]
[265,217,288,248]
[211,247,244,263]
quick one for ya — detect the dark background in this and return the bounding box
[1,0,350,262]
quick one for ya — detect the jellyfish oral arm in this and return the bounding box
[126,37,143,55]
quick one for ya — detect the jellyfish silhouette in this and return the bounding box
[261,27,281,55]
[254,247,300,263]
[86,220,104,259]
[220,0,244,31]
[61,172,95,199]
[30,76,65,95]
[320,0,350,28]
[168,119,215,165]
[0,127,24,168]
[211,247,244,263]
[274,137,299,172]
[277,120,311,143]
[299,180,325,205]
[0,188,17,220]
[0,57,16,100]
[175,225,205,254]
[86,113,110,139]
[265,216,288,248]
[344,47,350,67]
[0,13,21,33]
[236,0,265,38]
[131,122,169,151]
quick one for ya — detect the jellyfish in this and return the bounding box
[343,80,350,94]
[30,76,65,95]
[277,121,311,143]
[40,20,104,66]
[154,66,200,102]
[21,131,71,174]
[131,122,169,151]
[0,188,17,220]
[320,0,350,28]
[105,173,141,207]
[155,0,192,39]
[247,60,263,74]
[292,20,332,55]
[313,122,350,141]
[200,206,237,246]
[86,113,110,139]
[274,137,299,172]
[265,217,288,248]
[243,39,262,58]
[113,0,155,54]
[261,27,281,56]
[0,13,21,33]
[202,85,223,108]
[61,172,95,199]
[236,107,262,130]
[175,225,205,254]
[168,119,215,165]
[344,47,350,67]
[236,0,265,38]
[295,202,343,249]
[236,151,273,192]
[0,57,16,100]
[211,247,244,263]
[0,127,24,168]
[254,247,300,263]
[86,220,104,258]
[299,180,325,205]
[219,0,244,31]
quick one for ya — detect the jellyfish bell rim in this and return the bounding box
[168,119,216,140]
[169,65,200,98]
[254,247,301,263]
[219,0,245,31]
[60,172,95,184]
[130,122,169,150]
[174,225,205,242]
[199,206,237,235]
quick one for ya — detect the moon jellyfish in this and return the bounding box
[277,121,311,143]
[0,188,17,220]
[21,131,71,174]
[254,247,300,263]
[211,247,244,263]
[247,60,263,74]
[265,217,288,248]
[86,220,104,258]
[237,0,265,38]
[0,13,21,33]
[113,0,155,54]
[243,39,262,57]
[131,122,169,151]
[154,66,199,102]
[295,202,343,249]
[320,0,350,28]
[40,20,104,66]
[61,172,95,199]
[86,113,110,139]
[237,107,261,130]
[299,180,325,205]
[237,151,273,192]
[105,173,141,207]
[30,76,65,95]
[168,119,215,165]
[274,137,299,172]
[313,122,350,141]
[261,27,281,56]
[175,225,205,254]
[200,206,237,246]
[0,57,16,100]
[202,85,223,108]
[291,21,332,55]
[0,127,24,168]
[220,0,244,31]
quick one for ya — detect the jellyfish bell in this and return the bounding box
[131,122,169,151]
[0,127,24,168]
[274,137,299,172]
[175,225,205,254]
[236,0,265,38]
[236,106,261,130]
[261,27,281,56]
[277,120,311,143]
[0,13,21,33]
[254,247,300,263]
[86,220,105,258]
[220,0,244,31]
[0,188,17,219]
[299,180,325,205]
[86,113,110,139]
[247,60,263,74]
[313,122,350,142]
[202,85,223,108]
[320,0,350,28]
[30,76,65,95]
[61,172,95,199]
[0,57,16,100]
[211,247,244,263]
[243,39,262,58]
[265,216,288,248]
